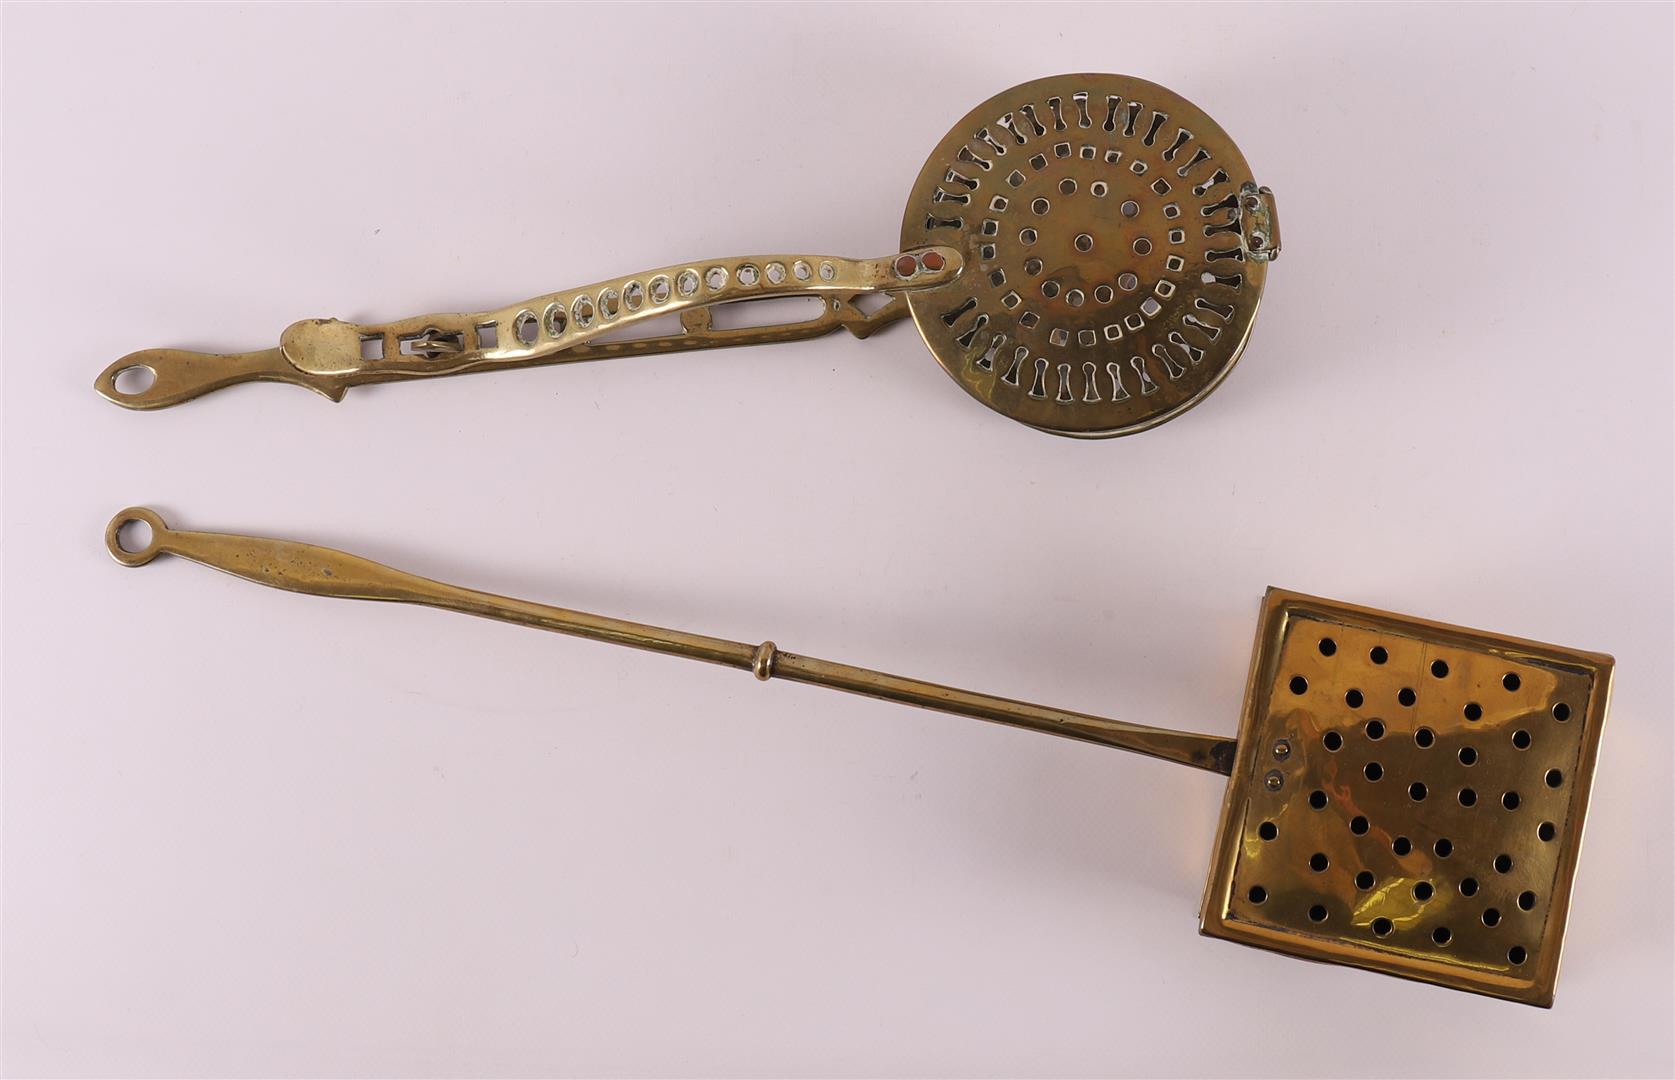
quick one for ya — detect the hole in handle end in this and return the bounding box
[94,346,335,409]
[95,350,182,408]
[105,507,169,566]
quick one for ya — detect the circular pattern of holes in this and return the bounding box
[921,89,1244,380]
[510,259,841,347]
[1244,632,1577,970]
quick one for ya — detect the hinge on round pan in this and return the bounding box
[1239,182,1281,262]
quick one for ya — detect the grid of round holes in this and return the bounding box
[1236,628,1583,971]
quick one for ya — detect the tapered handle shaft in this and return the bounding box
[105,508,1235,774]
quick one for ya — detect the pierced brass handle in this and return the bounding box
[95,249,962,410]
[105,507,1234,774]
[96,75,1282,436]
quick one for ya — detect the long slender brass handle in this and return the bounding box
[105,507,1235,774]
[95,248,963,410]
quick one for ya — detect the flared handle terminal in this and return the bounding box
[103,507,1235,774]
[94,348,346,411]
[95,248,963,410]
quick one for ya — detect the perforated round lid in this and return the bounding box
[900,74,1276,438]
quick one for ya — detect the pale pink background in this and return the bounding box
[3,3,1672,1076]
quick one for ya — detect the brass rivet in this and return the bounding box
[1264,770,1284,792]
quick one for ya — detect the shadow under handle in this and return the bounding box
[105,507,1236,774]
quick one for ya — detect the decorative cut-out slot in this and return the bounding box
[707,296,826,330]
[1193,168,1230,196]
[1183,314,1221,341]
[1002,345,1027,386]
[1152,342,1186,379]
[975,128,1007,155]
[1203,192,1240,217]
[1130,355,1158,394]
[1168,330,1204,366]
[1143,111,1168,146]
[1055,362,1075,402]
[1107,360,1130,400]
[939,296,978,326]
[1028,356,1049,398]
[1176,147,1210,177]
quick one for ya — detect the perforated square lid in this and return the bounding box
[1200,589,1612,1006]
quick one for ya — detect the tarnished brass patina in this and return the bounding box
[95,74,1277,437]
[900,74,1276,437]
[1202,591,1611,1007]
[105,509,1607,1005]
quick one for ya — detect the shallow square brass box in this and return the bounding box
[1200,589,1612,1006]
